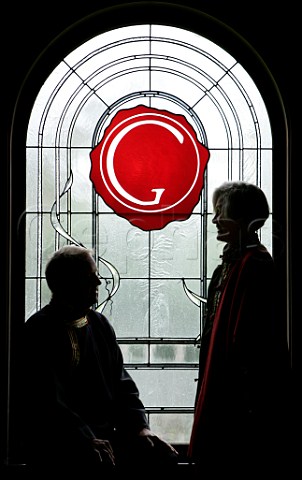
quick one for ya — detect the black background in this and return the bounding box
[2,0,298,469]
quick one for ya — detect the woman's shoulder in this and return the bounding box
[242,245,276,281]
[248,244,274,263]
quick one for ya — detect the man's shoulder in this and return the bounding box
[25,304,52,329]
[88,310,116,336]
[89,310,111,326]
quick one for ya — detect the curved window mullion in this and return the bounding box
[23,18,277,446]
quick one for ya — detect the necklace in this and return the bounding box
[68,315,88,328]
[66,315,88,367]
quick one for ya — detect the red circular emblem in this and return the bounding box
[90,105,210,230]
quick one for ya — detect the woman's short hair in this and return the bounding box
[212,181,270,231]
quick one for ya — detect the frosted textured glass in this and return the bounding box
[129,369,197,407]
[260,150,273,205]
[196,96,231,149]
[242,150,259,184]
[26,62,70,145]
[41,280,52,309]
[70,214,93,248]
[204,85,244,150]
[25,21,273,435]
[152,25,236,68]
[120,344,149,363]
[25,214,39,276]
[70,149,94,211]
[231,63,272,148]
[150,70,206,106]
[26,147,39,210]
[151,344,199,364]
[78,57,151,95]
[121,341,199,368]
[70,41,150,80]
[53,84,94,147]
[151,39,231,84]
[25,279,51,320]
[25,279,39,320]
[150,279,201,338]
[40,148,63,211]
[65,25,151,66]
[207,150,231,197]
[150,413,194,444]
[106,279,149,337]
[42,216,65,262]
[97,194,115,213]
[26,213,61,277]
[97,215,149,278]
[260,216,273,255]
[151,216,202,278]
[93,70,150,106]
[231,150,241,180]
[219,75,261,148]
[70,96,108,148]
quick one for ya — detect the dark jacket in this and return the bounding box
[21,304,149,469]
[188,245,291,474]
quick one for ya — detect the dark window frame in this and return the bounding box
[4,1,291,469]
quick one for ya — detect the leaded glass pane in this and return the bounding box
[150,413,194,444]
[25,23,272,439]
[129,369,197,407]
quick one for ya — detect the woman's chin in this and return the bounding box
[216,232,229,242]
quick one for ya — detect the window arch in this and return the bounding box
[8,1,289,460]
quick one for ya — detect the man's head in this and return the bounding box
[45,245,101,311]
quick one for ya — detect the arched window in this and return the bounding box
[8,1,289,463]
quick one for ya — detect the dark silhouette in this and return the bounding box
[188,181,292,477]
[20,245,178,478]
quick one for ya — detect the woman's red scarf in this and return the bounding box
[187,249,256,458]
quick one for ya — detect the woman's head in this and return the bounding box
[212,181,269,245]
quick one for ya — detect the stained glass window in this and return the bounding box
[25,24,272,444]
